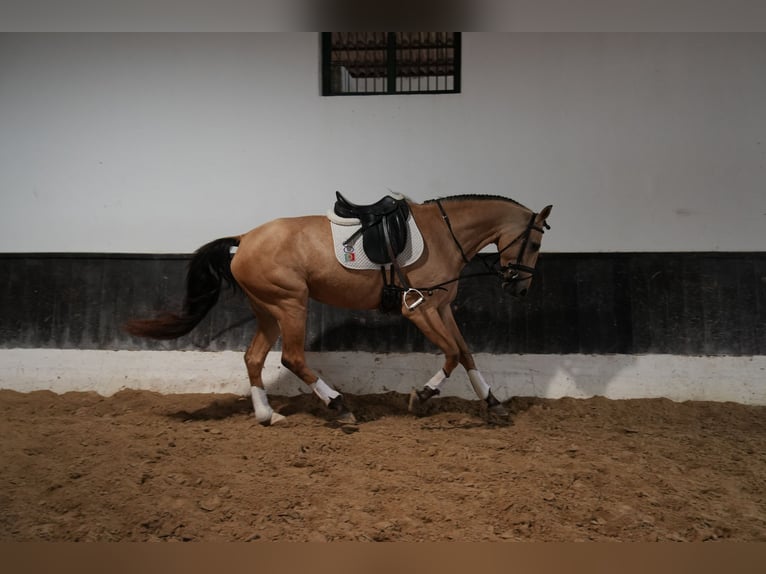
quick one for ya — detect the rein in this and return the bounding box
[423,199,549,293]
[381,198,549,311]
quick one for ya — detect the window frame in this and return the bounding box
[321,32,461,96]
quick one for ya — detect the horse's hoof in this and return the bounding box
[327,395,356,424]
[259,412,286,426]
[485,390,509,419]
[489,403,509,418]
[408,390,420,413]
[336,411,357,425]
[409,386,439,413]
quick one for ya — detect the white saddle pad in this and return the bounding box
[328,211,424,270]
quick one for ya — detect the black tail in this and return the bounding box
[125,237,240,340]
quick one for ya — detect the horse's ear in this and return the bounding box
[538,205,552,223]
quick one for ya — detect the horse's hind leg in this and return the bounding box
[277,301,357,424]
[245,310,285,425]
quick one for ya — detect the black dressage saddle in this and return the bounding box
[333,191,410,265]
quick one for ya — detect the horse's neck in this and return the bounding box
[444,201,528,259]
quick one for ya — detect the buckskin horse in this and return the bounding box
[125,194,552,426]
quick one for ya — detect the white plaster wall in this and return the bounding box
[2,349,765,406]
[1,32,765,253]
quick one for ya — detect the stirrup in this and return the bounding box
[403,288,425,311]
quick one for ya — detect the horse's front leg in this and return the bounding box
[403,304,461,408]
[440,305,508,417]
[439,305,508,417]
[406,303,508,417]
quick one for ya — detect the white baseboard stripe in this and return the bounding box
[1,349,764,405]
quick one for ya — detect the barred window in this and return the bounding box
[321,32,461,96]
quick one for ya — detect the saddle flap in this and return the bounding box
[362,205,410,264]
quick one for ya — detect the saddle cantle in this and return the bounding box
[333,191,410,265]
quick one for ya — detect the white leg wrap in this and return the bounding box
[468,369,490,400]
[251,386,284,425]
[310,378,340,406]
[425,369,448,391]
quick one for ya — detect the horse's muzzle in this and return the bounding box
[502,273,531,297]
[503,282,529,297]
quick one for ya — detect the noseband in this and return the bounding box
[435,199,549,286]
[495,211,550,282]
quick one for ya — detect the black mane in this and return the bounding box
[424,194,528,210]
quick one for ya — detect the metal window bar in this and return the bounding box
[322,32,460,96]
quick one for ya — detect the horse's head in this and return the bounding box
[497,205,552,297]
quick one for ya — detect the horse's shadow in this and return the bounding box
[166,396,253,421]
[165,392,543,425]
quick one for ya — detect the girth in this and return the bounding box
[334,191,410,265]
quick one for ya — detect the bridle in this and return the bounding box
[494,210,550,283]
[434,199,550,287]
[387,199,550,311]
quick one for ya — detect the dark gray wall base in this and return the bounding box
[1,252,765,356]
